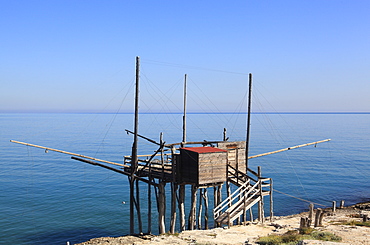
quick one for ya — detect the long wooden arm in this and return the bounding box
[248,139,331,159]
[10,140,128,167]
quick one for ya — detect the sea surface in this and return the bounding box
[1,113,370,244]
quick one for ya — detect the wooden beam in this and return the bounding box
[164,140,226,148]
[125,129,160,146]
[248,139,331,159]
[71,157,158,186]
[10,140,128,167]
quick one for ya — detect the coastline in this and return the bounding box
[76,202,370,245]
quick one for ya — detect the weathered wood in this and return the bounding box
[165,140,226,148]
[11,140,128,167]
[170,183,177,234]
[300,217,307,229]
[243,195,247,224]
[182,74,187,144]
[258,166,264,223]
[226,180,231,207]
[340,200,345,209]
[188,185,198,230]
[178,185,186,231]
[269,178,274,221]
[245,73,252,172]
[197,189,203,229]
[180,148,227,185]
[314,208,322,227]
[148,178,152,234]
[227,212,231,228]
[214,186,220,227]
[248,139,331,159]
[158,182,166,234]
[135,179,143,233]
[125,129,160,146]
[129,177,135,234]
[332,201,336,212]
[217,185,222,207]
[203,188,209,229]
[319,211,325,226]
[308,203,314,226]
[363,214,368,222]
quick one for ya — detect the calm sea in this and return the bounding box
[1,113,370,244]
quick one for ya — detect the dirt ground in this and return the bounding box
[76,202,370,245]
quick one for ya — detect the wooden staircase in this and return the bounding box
[213,165,272,226]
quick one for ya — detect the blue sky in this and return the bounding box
[1,0,369,113]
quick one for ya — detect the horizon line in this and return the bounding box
[1,111,370,115]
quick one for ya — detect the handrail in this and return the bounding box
[214,180,250,215]
[214,180,260,218]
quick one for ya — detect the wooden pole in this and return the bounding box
[170,183,177,233]
[258,166,264,223]
[213,186,219,227]
[148,177,152,234]
[158,182,166,234]
[340,200,345,209]
[170,146,177,234]
[182,74,187,144]
[130,56,140,235]
[243,195,247,225]
[10,140,128,167]
[308,203,314,224]
[204,188,209,230]
[332,201,336,212]
[135,179,143,233]
[314,208,322,227]
[197,189,203,229]
[129,177,135,234]
[226,180,231,208]
[178,185,186,231]
[269,178,274,222]
[188,185,198,230]
[217,185,222,207]
[248,139,331,159]
[245,73,252,173]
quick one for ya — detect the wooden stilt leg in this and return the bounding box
[178,185,186,231]
[170,183,177,234]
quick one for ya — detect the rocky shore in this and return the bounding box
[76,202,370,245]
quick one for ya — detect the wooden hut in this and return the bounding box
[179,146,227,185]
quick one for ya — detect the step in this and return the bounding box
[215,196,261,224]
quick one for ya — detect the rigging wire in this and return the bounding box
[273,189,328,207]
[141,59,248,75]
[93,81,135,158]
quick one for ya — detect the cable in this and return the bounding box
[273,189,328,207]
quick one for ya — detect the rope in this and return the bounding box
[273,188,328,207]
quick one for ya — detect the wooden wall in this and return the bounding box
[217,141,246,173]
[179,148,227,185]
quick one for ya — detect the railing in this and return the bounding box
[214,179,260,220]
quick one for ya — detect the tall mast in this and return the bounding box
[182,74,187,144]
[130,56,140,234]
[245,73,252,173]
[132,56,140,168]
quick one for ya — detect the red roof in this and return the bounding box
[181,146,227,153]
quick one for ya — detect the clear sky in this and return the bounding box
[1,0,369,113]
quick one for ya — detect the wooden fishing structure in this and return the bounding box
[11,56,331,235]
